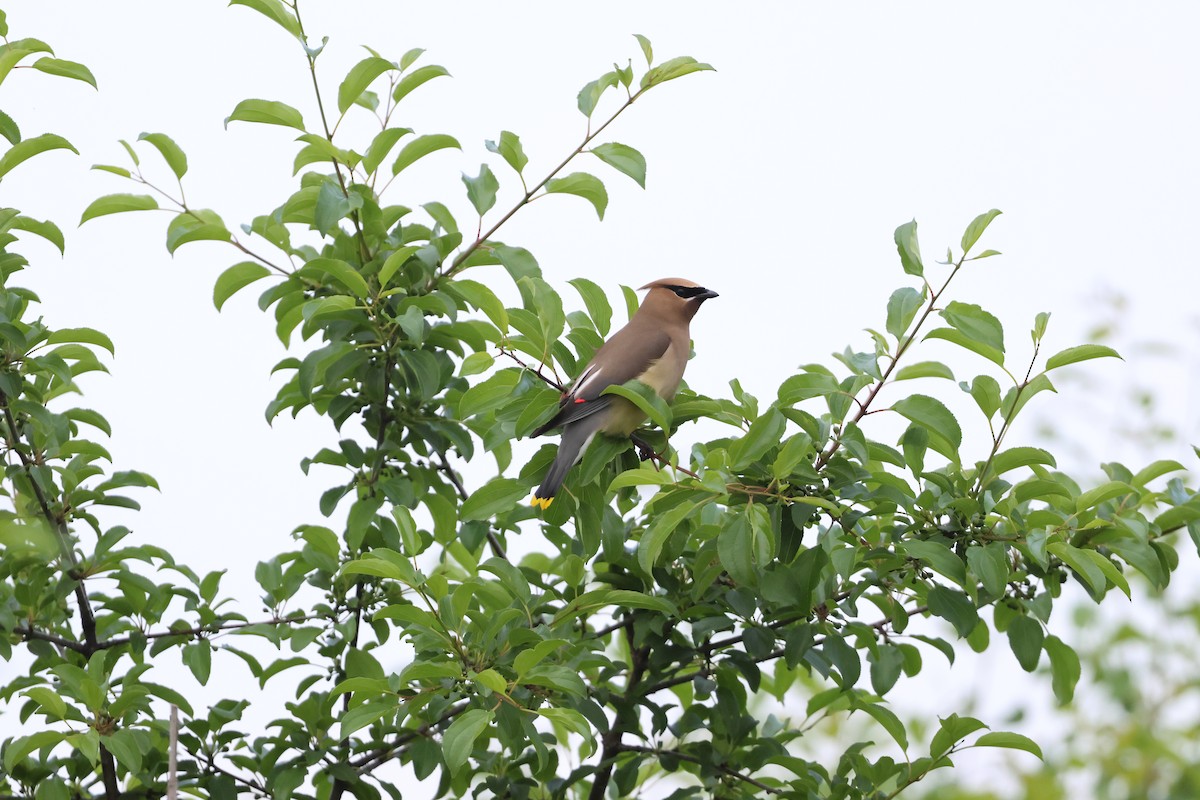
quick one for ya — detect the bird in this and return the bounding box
[529,278,718,509]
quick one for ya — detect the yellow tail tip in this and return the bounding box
[530,496,554,510]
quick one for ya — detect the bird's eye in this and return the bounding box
[671,286,709,299]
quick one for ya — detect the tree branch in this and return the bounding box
[618,744,783,795]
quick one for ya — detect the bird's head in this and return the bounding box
[639,278,719,321]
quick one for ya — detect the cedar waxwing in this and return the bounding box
[529,278,718,509]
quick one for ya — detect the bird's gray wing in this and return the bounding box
[530,326,670,436]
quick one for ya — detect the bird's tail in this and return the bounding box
[530,419,599,509]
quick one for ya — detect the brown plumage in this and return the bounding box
[529,278,718,509]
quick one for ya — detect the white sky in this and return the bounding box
[4,1,1199,791]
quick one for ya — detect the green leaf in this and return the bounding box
[391,133,461,175]
[941,301,1005,354]
[166,209,230,254]
[893,220,923,277]
[1032,311,1051,343]
[473,668,508,695]
[314,179,362,236]
[48,328,115,356]
[23,686,68,719]
[930,714,987,758]
[137,132,187,179]
[569,277,613,336]
[1001,372,1056,421]
[0,39,54,88]
[718,504,774,585]
[577,72,619,117]
[1006,615,1044,672]
[964,374,1002,419]
[894,361,955,382]
[1131,459,1187,487]
[885,286,925,340]
[0,109,19,145]
[182,640,212,684]
[926,586,977,637]
[338,701,391,738]
[463,477,527,520]
[892,395,962,449]
[1044,344,1122,371]
[442,708,491,774]
[10,216,65,254]
[966,543,1008,596]
[633,34,653,66]
[778,372,839,404]
[103,729,143,773]
[4,730,67,773]
[462,163,499,216]
[513,639,568,679]
[591,142,646,188]
[1046,542,1107,594]
[608,463,677,490]
[640,56,715,89]
[638,497,706,574]
[857,701,909,751]
[225,98,306,131]
[78,192,158,225]
[361,127,412,176]
[0,133,77,180]
[602,380,672,434]
[986,447,1056,478]
[393,64,451,104]
[900,425,929,480]
[538,707,597,757]
[905,541,967,588]
[729,407,786,469]
[1075,480,1135,513]
[228,0,301,38]
[1044,635,1080,704]
[90,164,129,178]
[606,589,677,615]
[485,130,528,175]
[448,279,508,329]
[544,172,608,220]
[960,209,1002,254]
[924,327,1005,368]
[214,261,272,310]
[338,56,395,114]
[31,57,97,89]
[974,731,1042,760]
[300,257,370,299]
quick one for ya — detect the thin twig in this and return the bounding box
[815,259,966,472]
[443,89,648,279]
[14,612,325,655]
[618,744,783,795]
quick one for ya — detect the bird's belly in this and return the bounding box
[598,352,684,437]
[599,397,648,437]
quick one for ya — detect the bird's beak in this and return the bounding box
[697,289,719,301]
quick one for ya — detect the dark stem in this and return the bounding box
[14,612,324,655]
[588,624,649,800]
[352,701,471,773]
[617,744,782,794]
